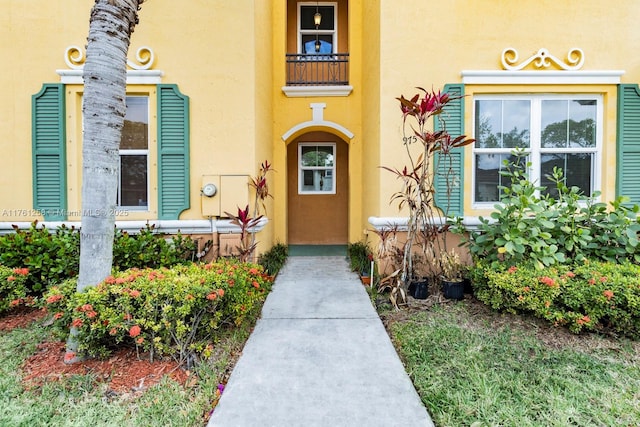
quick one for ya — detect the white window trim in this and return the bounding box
[461,70,623,85]
[472,94,603,210]
[298,142,336,195]
[57,70,163,85]
[297,2,338,54]
[118,96,150,211]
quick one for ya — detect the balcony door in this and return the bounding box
[287,133,348,244]
[298,2,336,54]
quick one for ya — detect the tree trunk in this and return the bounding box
[66,0,143,364]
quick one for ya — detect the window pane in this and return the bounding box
[540,153,593,197]
[300,5,334,30]
[475,100,530,149]
[302,35,333,54]
[475,100,501,148]
[542,100,596,148]
[301,169,333,192]
[121,97,148,150]
[120,155,148,207]
[301,145,334,167]
[541,100,568,148]
[569,100,596,148]
[475,153,526,202]
[502,100,530,148]
[301,146,318,166]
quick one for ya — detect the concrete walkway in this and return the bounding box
[207,256,434,427]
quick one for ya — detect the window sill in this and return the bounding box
[282,85,353,97]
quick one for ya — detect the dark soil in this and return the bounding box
[1,308,190,395]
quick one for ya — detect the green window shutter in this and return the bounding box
[157,84,190,220]
[617,84,640,206]
[32,84,67,221]
[434,83,465,216]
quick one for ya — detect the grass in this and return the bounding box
[386,301,640,427]
[0,315,256,427]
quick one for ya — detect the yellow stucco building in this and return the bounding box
[2,1,640,255]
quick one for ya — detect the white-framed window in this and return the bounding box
[473,94,602,206]
[299,143,336,194]
[118,96,149,209]
[298,2,337,54]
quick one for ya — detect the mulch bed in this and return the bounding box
[20,341,191,394]
[0,307,47,331]
[1,307,191,395]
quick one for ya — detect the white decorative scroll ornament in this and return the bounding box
[501,47,584,71]
[63,45,155,70]
[58,45,162,84]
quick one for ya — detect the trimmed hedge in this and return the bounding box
[42,259,272,363]
[471,259,640,337]
[0,222,199,295]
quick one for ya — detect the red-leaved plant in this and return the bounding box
[381,87,474,308]
[225,205,263,263]
[223,160,274,263]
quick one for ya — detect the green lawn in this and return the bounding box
[0,317,252,427]
[387,301,640,427]
[5,293,640,426]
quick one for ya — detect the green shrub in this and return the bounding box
[455,150,640,269]
[0,222,199,294]
[112,224,199,270]
[347,241,373,274]
[41,260,271,364]
[471,259,640,337]
[0,266,31,314]
[257,242,288,276]
[0,222,79,293]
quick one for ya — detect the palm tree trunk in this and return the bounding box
[65,0,144,364]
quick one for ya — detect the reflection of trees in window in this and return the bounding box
[477,116,530,149]
[542,119,595,148]
[299,144,335,194]
[120,120,148,149]
[473,96,599,203]
[476,116,497,148]
[301,146,333,166]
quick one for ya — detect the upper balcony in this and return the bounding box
[285,53,349,86]
[283,0,352,97]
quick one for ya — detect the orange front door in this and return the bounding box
[287,132,349,244]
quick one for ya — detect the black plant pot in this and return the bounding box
[411,280,429,300]
[463,278,473,294]
[407,282,416,297]
[442,279,465,300]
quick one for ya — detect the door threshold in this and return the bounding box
[288,245,347,256]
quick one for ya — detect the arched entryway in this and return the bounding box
[287,131,349,244]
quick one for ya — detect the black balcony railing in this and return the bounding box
[285,53,349,86]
